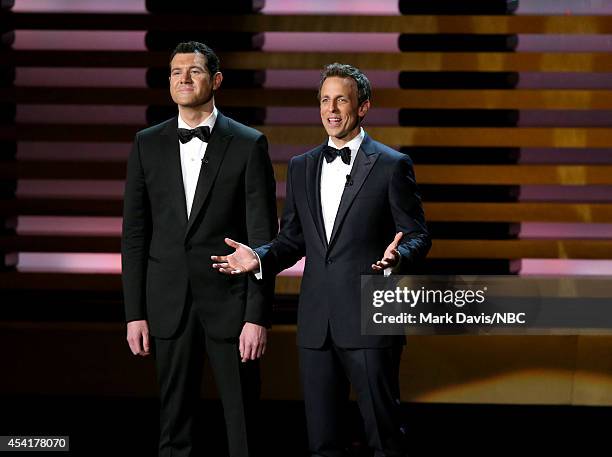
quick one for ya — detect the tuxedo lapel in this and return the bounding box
[185,112,233,239]
[305,145,328,249]
[159,117,188,225]
[327,134,380,252]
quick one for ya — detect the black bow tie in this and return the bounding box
[323,145,351,165]
[177,126,211,144]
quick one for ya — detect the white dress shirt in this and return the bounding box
[178,107,218,218]
[320,128,364,241]
[320,128,395,276]
[256,127,394,277]
[255,130,364,280]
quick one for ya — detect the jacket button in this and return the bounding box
[326,258,333,265]
[185,244,192,251]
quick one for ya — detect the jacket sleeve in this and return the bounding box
[388,155,431,273]
[121,133,152,322]
[254,156,306,278]
[243,134,279,326]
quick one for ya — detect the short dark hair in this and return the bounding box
[318,63,372,106]
[170,41,220,75]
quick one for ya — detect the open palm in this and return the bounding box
[211,238,259,275]
[372,232,403,271]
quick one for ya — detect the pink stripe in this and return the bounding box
[17,253,306,276]
[521,259,612,276]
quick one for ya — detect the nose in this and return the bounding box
[180,71,192,84]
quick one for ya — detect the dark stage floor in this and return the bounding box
[1,396,610,456]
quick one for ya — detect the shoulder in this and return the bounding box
[365,137,415,181]
[223,114,265,142]
[369,138,411,165]
[135,117,174,139]
[288,144,324,169]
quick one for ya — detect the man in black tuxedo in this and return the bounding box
[122,41,277,457]
[212,63,430,456]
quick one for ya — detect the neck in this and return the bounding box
[178,102,214,128]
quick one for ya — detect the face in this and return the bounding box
[319,76,370,145]
[169,52,222,109]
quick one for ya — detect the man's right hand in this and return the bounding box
[127,320,151,356]
[211,238,260,275]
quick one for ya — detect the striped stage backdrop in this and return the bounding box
[1,0,612,405]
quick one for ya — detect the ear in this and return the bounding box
[358,99,371,118]
[213,72,223,91]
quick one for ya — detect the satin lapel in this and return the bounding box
[327,134,380,252]
[160,117,188,225]
[305,145,328,249]
[184,112,233,239]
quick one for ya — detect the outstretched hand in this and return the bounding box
[372,232,403,271]
[211,238,260,275]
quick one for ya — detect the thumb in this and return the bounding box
[225,238,240,249]
[391,231,403,248]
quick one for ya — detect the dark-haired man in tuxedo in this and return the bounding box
[212,63,430,457]
[122,41,277,457]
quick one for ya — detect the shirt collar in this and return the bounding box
[327,127,365,154]
[326,127,365,166]
[178,106,218,131]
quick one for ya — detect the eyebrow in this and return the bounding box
[171,65,206,72]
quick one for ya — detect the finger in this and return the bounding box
[374,258,392,269]
[239,334,245,361]
[372,264,383,271]
[245,341,255,361]
[212,262,229,269]
[224,238,240,249]
[143,331,150,353]
[250,339,260,360]
[210,255,227,262]
[254,340,263,359]
[260,341,267,357]
[128,339,139,355]
[133,339,142,356]
[241,345,251,362]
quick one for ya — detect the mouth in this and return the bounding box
[327,116,342,127]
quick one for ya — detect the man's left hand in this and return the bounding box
[372,232,403,271]
[239,322,267,362]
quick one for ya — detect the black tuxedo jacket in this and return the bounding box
[122,112,277,339]
[255,134,430,349]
